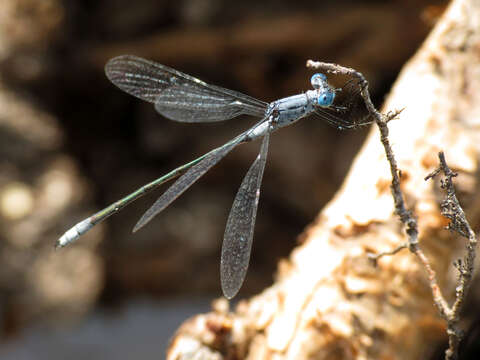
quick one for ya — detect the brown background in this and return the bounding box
[1,0,467,359]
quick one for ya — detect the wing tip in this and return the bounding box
[132,220,144,233]
[221,282,240,300]
[104,54,144,79]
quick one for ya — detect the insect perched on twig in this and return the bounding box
[57,55,371,299]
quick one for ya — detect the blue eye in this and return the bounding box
[317,91,335,106]
[311,73,326,81]
[311,73,327,89]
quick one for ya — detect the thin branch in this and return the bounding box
[306,61,417,243]
[425,151,478,360]
[368,243,408,266]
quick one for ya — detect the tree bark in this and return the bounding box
[167,0,480,358]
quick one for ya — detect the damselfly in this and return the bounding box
[57,55,371,299]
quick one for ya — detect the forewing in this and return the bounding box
[105,55,173,103]
[220,133,270,299]
[105,55,268,122]
[155,85,266,122]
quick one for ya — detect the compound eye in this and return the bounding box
[311,73,327,89]
[317,91,335,106]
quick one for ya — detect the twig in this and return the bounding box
[307,61,477,360]
[367,243,408,266]
[425,151,478,360]
[307,60,419,249]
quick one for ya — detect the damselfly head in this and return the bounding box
[310,73,335,107]
[312,73,373,129]
[316,88,335,107]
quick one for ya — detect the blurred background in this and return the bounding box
[0,0,461,359]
